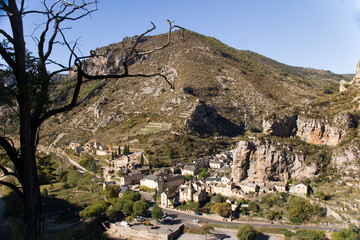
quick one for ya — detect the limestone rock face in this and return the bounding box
[331,142,360,175]
[354,60,360,84]
[340,59,360,92]
[262,115,297,137]
[296,117,341,146]
[232,139,318,183]
[296,113,356,146]
[232,141,255,183]
[263,113,357,146]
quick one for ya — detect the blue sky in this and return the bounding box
[1,0,360,74]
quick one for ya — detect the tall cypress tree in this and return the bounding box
[140,154,144,165]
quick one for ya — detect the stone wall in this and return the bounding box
[107,222,184,240]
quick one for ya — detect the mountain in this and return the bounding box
[40,30,355,163]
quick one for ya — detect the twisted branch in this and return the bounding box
[0,179,24,202]
[37,20,184,127]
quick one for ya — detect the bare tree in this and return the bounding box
[0,1,184,239]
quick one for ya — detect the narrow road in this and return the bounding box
[38,146,101,179]
[161,208,342,232]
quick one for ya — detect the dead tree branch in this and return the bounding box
[0,179,24,202]
[0,165,18,179]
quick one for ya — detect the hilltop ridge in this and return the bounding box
[39,30,354,161]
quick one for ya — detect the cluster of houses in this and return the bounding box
[69,140,110,155]
[97,147,310,209]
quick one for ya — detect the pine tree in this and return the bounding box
[118,146,121,156]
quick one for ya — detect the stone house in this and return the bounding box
[205,177,221,184]
[181,164,199,176]
[207,182,243,198]
[119,171,143,186]
[210,182,234,196]
[209,159,223,169]
[83,141,96,151]
[179,181,207,202]
[221,176,231,185]
[140,174,185,191]
[194,157,210,168]
[289,182,309,197]
[140,175,161,190]
[163,174,185,190]
[239,181,259,194]
[69,140,81,149]
[274,182,288,192]
[161,192,171,208]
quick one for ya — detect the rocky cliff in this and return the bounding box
[262,113,357,146]
[331,141,360,178]
[232,139,320,183]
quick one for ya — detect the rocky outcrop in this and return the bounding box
[263,113,357,146]
[232,139,318,183]
[296,117,341,146]
[331,142,360,175]
[71,38,149,76]
[262,115,297,137]
[232,141,255,182]
[340,59,360,92]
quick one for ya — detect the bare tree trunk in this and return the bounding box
[0,2,184,240]
[19,97,41,240]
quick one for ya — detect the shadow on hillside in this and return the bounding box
[188,103,244,137]
[43,196,82,223]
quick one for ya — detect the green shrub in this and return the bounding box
[122,190,141,202]
[104,185,120,199]
[237,224,258,240]
[105,207,118,220]
[133,200,149,216]
[140,185,155,192]
[151,204,163,221]
[331,227,360,240]
[80,200,110,219]
[287,196,313,224]
[292,229,327,240]
[211,202,231,218]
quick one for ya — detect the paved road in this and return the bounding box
[161,208,342,232]
[39,146,103,180]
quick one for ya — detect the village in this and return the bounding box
[68,139,310,211]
